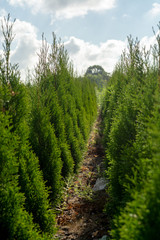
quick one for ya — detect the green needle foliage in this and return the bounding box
[0,15,97,239]
[0,112,48,240]
[30,99,63,202]
[31,33,97,176]
[111,99,160,240]
[102,32,160,239]
[0,15,56,238]
[102,36,158,212]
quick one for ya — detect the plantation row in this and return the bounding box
[102,35,160,239]
[0,16,97,239]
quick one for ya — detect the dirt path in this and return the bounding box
[55,116,110,240]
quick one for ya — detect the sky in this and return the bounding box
[0,0,160,79]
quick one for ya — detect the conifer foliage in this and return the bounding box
[0,15,97,239]
[102,34,160,239]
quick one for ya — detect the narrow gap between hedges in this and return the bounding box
[55,114,110,240]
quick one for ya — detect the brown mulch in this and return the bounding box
[55,116,110,240]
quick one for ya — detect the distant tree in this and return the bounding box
[85,65,105,75]
[85,65,109,89]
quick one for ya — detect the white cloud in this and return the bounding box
[0,10,10,41]
[1,14,157,81]
[12,20,41,79]
[148,3,160,18]
[64,35,160,75]
[140,35,156,50]
[9,28,125,79]
[7,0,116,19]
[8,0,42,14]
[2,19,41,80]
[64,37,125,74]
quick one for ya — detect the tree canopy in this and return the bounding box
[85,65,109,89]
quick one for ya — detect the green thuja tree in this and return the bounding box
[39,75,74,178]
[30,93,62,203]
[13,84,56,235]
[111,97,160,240]
[29,36,63,203]
[51,42,86,166]
[0,111,48,240]
[103,36,157,215]
[82,77,97,126]
[107,24,160,240]
[0,15,56,236]
[64,112,82,172]
[33,33,97,174]
[0,14,97,239]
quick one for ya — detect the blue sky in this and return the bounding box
[0,0,160,78]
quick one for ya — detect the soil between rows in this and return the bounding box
[55,116,110,240]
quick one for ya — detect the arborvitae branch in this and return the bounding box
[152,22,160,87]
[1,14,16,84]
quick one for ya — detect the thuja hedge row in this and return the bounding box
[0,16,97,239]
[29,34,97,203]
[102,35,160,239]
